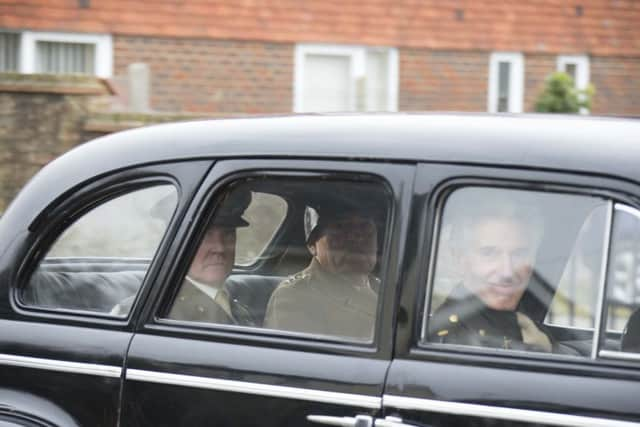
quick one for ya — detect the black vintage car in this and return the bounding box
[1,114,640,427]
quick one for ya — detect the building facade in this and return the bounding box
[1,1,638,115]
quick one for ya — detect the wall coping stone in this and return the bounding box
[0,73,114,96]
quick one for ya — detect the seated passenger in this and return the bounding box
[113,190,257,326]
[264,202,379,341]
[429,195,557,352]
[621,308,640,353]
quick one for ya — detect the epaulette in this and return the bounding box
[280,271,311,287]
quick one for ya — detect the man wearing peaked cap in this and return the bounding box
[112,189,256,326]
[168,189,256,325]
[264,198,381,341]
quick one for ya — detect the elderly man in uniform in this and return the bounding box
[112,190,255,326]
[264,202,380,341]
[429,190,557,352]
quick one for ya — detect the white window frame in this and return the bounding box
[293,43,398,113]
[19,31,113,78]
[557,54,590,91]
[487,52,524,113]
[557,54,590,114]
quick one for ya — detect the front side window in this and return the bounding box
[294,43,398,113]
[424,186,607,357]
[604,205,640,354]
[22,185,177,315]
[162,175,392,343]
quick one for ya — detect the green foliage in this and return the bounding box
[535,71,595,113]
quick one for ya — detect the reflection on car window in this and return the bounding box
[22,185,177,315]
[605,205,640,354]
[163,176,391,343]
[236,192,287,266]
[546,204,608,330]
[425,187,606,356]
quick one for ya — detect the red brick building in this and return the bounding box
[1,1,638,115]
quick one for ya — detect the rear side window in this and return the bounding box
[160,175,392,344]
[21,185,177,315]
[423,186,607,357]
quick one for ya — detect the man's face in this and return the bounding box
[312,215,378,275]
[460,217,538,311]
[188,225,236,287]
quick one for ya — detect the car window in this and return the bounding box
[21,185,177,315]
[603,205,640,354]
[161,175,392,343]
[235,192,287,266]
[545,204,609,330]
[423,186,607,357]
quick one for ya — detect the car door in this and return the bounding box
[120,159,415,427]
[382,163,640,427]
[0,161,209,427]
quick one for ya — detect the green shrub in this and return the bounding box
[535,71,594,113]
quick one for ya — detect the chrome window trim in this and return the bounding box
[591,200,613,359]
[126,368,381,409]
[383,395,640,427]
[600,349,640,362]
[0,353,121,378]
[419,192,444,342]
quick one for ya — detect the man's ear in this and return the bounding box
[307,243,317,256]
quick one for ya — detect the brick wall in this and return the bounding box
[524,54,556,112]
[114,36,294,113]
[591,56,640,116]
[0,74,110,212]
[0,73,211,212]
[399,49,488,112]
[399,50,640,115]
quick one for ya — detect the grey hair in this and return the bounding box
[445,187,545,251]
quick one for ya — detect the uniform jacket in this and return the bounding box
[168,279,257,326]
[263,258,378,341]
[429,284,555,352]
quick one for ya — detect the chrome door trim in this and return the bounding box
[0,353,122,378]
[383,395,640,427]
[127,368,381,408]
[591,200,613,359]
[600,349,640,362]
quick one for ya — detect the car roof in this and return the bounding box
[3,113,640,239]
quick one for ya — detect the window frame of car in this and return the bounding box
[11,160,211,326]
[402,162,640,371]
[139,158,414,357]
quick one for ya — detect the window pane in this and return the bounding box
[546,204,608,329]
[425,187,606,357]
[164,176,391,343]
[497,61,511,112]
[303,54,351,112]
[36,41,95,75]
[236,192,287,265]
[22,185,177,315]
[365,50,389,112]
[604,206,640,353]
[0,32,20,72]
[564,63,577,84]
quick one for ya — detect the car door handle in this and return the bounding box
[375,416,418,427]
[307,414,373,427]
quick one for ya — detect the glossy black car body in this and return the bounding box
[1,114,640,427]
